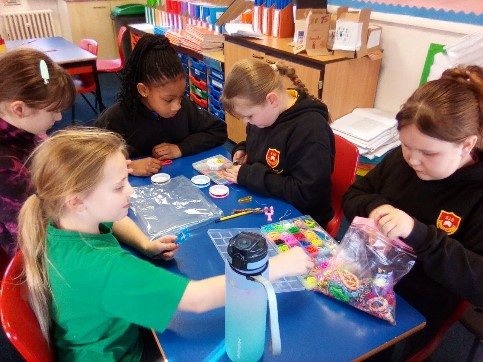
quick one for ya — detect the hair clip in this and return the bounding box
[270,63,278,71]
[39,60,50,84]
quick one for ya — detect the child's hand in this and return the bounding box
[152,143,182,160]
[232,150,247,165]
[130,158,162,176]
[269,246,314,281]
[220,165,240,184]
[147,235,180,261]
[126,159,133,174]
[371,205,415,239]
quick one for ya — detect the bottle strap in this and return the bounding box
[251,275,281,355]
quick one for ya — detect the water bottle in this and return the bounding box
[225,232,280,362]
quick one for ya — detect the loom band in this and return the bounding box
[277,244,290,252]
[304,219,316,228]
[288,226,299,233]
[293,219,305,228]
[266,231,280,241]
[274,224,285,233]
[310,238,323,247]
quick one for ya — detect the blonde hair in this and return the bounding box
[0,48,76,113]
[17,127,128,341]
[221,58,322,116]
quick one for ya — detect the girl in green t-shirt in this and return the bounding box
[16,127,314,361]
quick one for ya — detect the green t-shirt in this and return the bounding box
[47,222,189,361]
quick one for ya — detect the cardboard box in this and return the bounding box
[293,9,331,56]
[332,7,371,58]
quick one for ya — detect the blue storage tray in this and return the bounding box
[208,94,223,109]
[209,68,224,81]
[208,84,222,99]
[208,74,224,90]
[209,103,225,121]
[190,58,207,72]
[190,66,207,81]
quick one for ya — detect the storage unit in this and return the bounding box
[128,24,378,131]
[224,38,381,143]
[60,0,145,59]
[111,4,146,59]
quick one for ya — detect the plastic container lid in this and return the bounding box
[112,4,145,16]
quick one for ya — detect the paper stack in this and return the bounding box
[165,29,185,46]
[331,108,400,175]
[182,24,225,52]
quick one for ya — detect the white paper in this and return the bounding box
[223,23,263,38]
[331,108,397,143]
[332,20,363,51]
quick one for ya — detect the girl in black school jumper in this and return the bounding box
[95,34,227,177]
[343,65,483,360]
[220,59,335,228]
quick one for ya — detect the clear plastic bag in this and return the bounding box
[130,175,223,240]
[311,216,416,324]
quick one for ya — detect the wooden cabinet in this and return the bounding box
[61,0,145,59]
[224,38,381,143]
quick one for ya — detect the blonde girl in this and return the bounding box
[17,127,313,361]
[0,48,76,259]
[221,58,335,228]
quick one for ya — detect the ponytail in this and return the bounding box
[17,194,51,340]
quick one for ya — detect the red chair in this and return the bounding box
[96,26,127,77]
[407,299,469,362]
[325,134,359,238]
[0,252,54,362]
[71,38,99,123]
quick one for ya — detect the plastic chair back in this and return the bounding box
[80,38,99,56]
[0,252,54,362]
[326,134,359,238]
[407,299,469,362]
[96,26,127,74]
[117,25,127,68]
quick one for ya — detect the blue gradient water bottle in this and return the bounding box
[225,232,280,362]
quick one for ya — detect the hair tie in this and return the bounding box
[35,193,44,201]
[270,63,278,72]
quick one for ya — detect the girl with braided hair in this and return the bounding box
[343,65,483,360]
[221,58,335,228]
[96,34,227,177]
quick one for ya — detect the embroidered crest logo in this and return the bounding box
[436,210,461,235]
[266,148,280,169]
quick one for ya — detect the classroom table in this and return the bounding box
[128,146,426,362]
[5,36,105,111]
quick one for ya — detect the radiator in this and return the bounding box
[0,10,56,40]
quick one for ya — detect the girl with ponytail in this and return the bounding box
[17,127,312,361]
[220,58,335,228]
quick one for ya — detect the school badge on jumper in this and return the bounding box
[266,148,280,169]
[436,210,461,235]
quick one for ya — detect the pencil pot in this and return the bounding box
[225,232,280,362]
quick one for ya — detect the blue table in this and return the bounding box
[128,146,426,362]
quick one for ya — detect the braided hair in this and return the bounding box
[118,34,185,114]
[221,58,330,122]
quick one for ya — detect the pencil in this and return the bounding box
[215,210,254,222]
